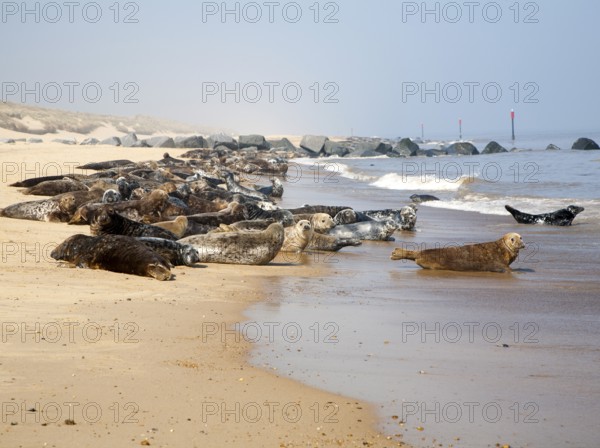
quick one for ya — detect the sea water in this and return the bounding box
[247,134,600,448]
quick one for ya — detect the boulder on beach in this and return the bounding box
[80,138,100,146]
[394,138,420,157]
[268,138,297,152]
[445,142,479,155]
[572,138,600,150]
[546,144,561,151]
[300,135,329,156]
[147,136,175,148]
[239,135,270,151]
[481,141,508,154]
[322,140,350,157]
[174,135,208,149]
[120,133,139,147]
[353,148,383,158]
[208,134,238,150]
[0,138,16,144]
[28,138,43,144]
[100,136,121,146]
[413,148,442,157]
[52,138,77,145]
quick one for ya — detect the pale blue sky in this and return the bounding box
[1,0,598,139]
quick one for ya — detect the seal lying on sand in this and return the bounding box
[223,172,269,201]
[281,220,313,253]
[505,205,584,226]
[51,234,172,281]
[90,208,178,240]
[23,177,88,196]
[255,178,284,198]
[307,233,362,252]
[0,195,76,222]
[328,219,398,241]
[136,237,199,266]
[244,203,294,226]
[391,233,525,273]
[334,205,417,231]
[153,216,189,239]
[179,223,284,265]
[69,189,170,224]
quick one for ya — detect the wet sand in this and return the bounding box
[0,144,400,448]
[247,170,600,447]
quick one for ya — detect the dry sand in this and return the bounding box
[0,143,403,447]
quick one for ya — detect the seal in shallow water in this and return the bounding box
[505,205,584,226]
[390,232,525,273]
[179,222,285,265]
[51,234,172,280]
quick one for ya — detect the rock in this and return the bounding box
[174,135,208,149]
[349,141,379,154]
[100,137,121,146]
[482,141,508,154]
[572,138,600,150]
[208,134,238,150]
[121,133,139,147]
[268,138,297,152]
[394,138,420,157]
[446,142,479,155]
[52,138,77,145]
[28,138,43,144]
[373,142,394,156]
[80,138,100,146]
[0,138,16,144]
[322,140,350,157]
[546,144,561,151]
[300,135,329,155]
[131,140,150,148]
[410,148,447,157]
[239,134,270,151]
[353,148,384,158]
[147,136,175,148]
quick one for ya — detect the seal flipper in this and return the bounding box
[390,248,418,261]
[146,263,172,281]
[505,205,529,224]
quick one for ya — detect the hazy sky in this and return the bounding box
[2,0,598,139]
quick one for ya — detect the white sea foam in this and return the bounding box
[371,173,471,192]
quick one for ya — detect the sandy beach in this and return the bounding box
[0,143,400,448]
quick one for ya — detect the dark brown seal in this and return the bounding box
[69,189,170,224]
[90,208,178,240]
[51,234,172,281]
[391,233,525,273]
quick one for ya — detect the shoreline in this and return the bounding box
[0,144,401,448]
[246,188,600,447]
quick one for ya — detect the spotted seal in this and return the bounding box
[505,205,584,226]
[179,223,285,265]
[328,219,398,241]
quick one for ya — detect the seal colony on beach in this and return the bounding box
[0,141,545,279]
